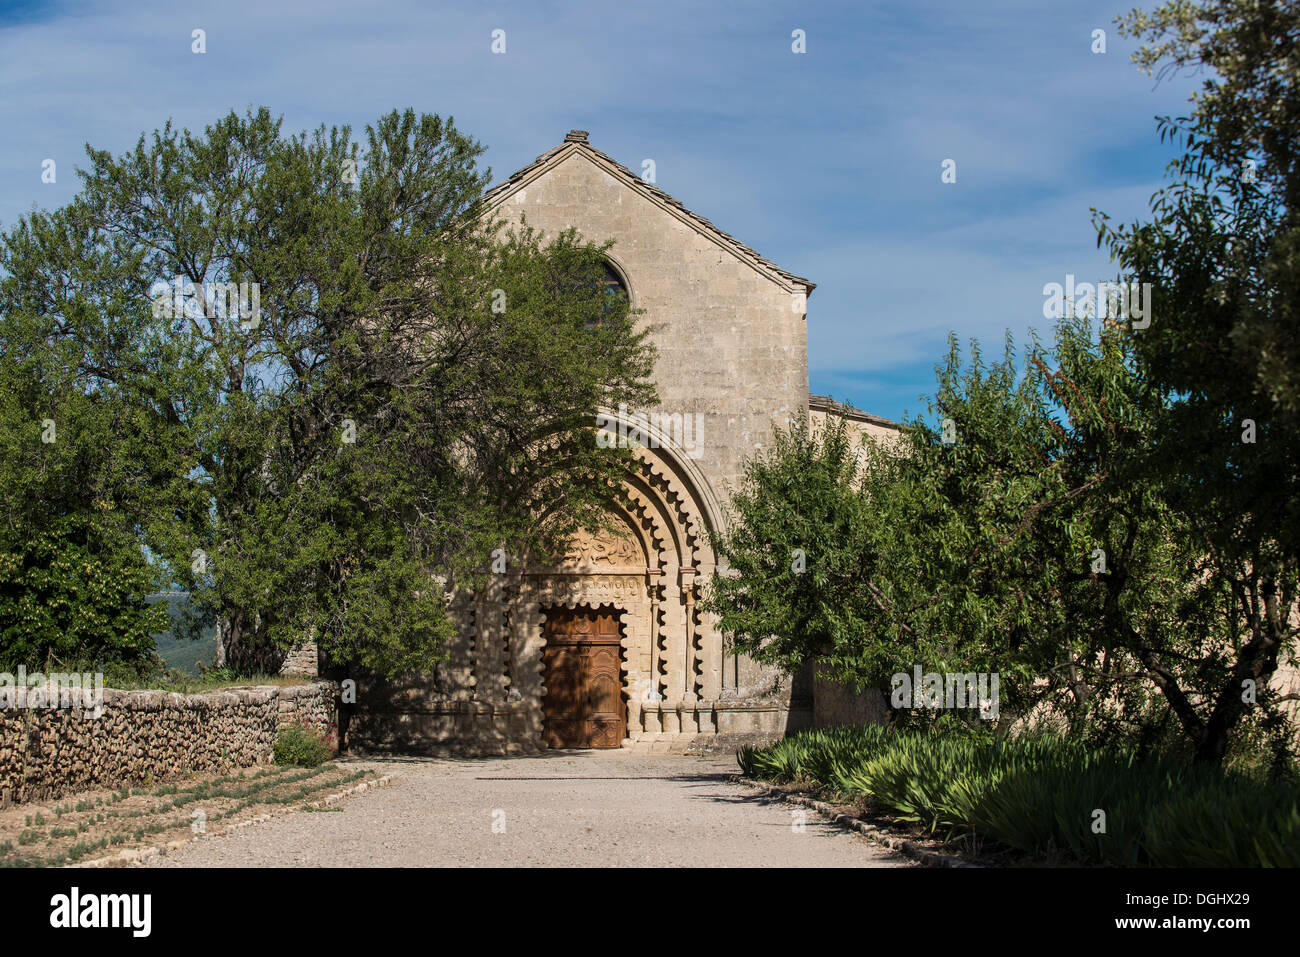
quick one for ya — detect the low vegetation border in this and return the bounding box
[75,769,395,869]
[0,760,388,868]
[738,726,1300,867]
[732,776,973,867]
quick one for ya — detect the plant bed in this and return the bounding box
[739,775,1060,867]
[738,726,1300,867]
[0,762,375,868]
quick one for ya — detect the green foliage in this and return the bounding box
[742,727,1300,866]
[711,2,1300,766]
[702,415,876,677]
[1102,0,1300,762]
[0,341,170,677]
[1143,776,1300,867]
[274,724,332,768]
[196,666,237,685]
[706,317,1287,757]
[0,106,658,677]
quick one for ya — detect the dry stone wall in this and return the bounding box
[0,681,338,808]
[276,682,337,738]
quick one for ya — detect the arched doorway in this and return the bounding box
[541,604,626,748]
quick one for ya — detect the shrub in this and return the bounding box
[1142,776,1300,867]
[738,726,1300,866]
[274,724,331,768]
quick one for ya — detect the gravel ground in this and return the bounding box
[144,750,913,867]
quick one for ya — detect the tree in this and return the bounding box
[707,1,1300,767]
[0,313,171,679]
[1099,0,1300,762]
[700,414,877,676]
[0,107,657,676]
[706,317,1290,763]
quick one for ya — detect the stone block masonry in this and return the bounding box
[0,681,338,808]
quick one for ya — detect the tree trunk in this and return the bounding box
[215,607,285,675]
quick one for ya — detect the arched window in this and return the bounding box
[561,260,630,328]
[588,261,629,327]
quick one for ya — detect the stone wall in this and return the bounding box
[279,637,320,677]
[812,665,889,728]
[277,682,337,738]
[0,681,338,808]
[487,133,811,502]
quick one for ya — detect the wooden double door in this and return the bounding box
[542,606,625,749]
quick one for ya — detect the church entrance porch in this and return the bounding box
[343,429,813,755]
[541,605,626,749]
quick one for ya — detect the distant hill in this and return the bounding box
[148,593,217,676]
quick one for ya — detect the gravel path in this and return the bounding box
[145,750,912,867]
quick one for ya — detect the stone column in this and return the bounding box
[474,580,505,702]
[645,568,664,732]
[515,589,547,747]
[679,567,699,733]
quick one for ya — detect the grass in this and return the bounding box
[107,671,315,694]
[0,762,373,868]
[739,725,1300,867]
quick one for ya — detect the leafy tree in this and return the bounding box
[708,1,1300,767]
[0,107,656,677]
[1099,0,1300,762]
[707,317,1288,763]
[0,320,170,678]
[700,414,875,675]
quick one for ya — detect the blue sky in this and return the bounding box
[0,0,1204,423]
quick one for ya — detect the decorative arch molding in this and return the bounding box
[444,405,734,749]
[526,481,671,575]
[620,471,684,570]
[593,403,726,569]
[521,406,722,578]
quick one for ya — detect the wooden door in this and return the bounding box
[542,607,625,748]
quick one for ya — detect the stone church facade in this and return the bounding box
[339,131,899,754]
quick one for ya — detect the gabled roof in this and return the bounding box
[809,394,901,431]
[481,130,815,295]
